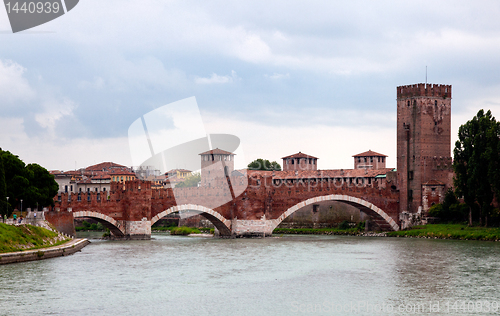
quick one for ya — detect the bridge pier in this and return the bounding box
[231,219,275,238]
[117,219,151,240]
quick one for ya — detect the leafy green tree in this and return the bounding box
[453,109,500,226]
[25,163,59,208]
[247,159,281,171]
[0,149,58,212]
[0,148,8,219]
[175,172,201,188]
[428,189,468,223]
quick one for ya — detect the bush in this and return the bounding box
[170,226,201,235]
[338,220,350,230]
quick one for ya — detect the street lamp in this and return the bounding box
[20,199,23,218]
[5,197,8,222]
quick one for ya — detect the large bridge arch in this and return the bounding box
[151,204,232,236]
[271,194,399,231]
[73,211,126,237]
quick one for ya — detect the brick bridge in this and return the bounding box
[48,169,400,239]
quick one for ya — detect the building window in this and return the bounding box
[70,185,73,192]
[65,185,68,193]
[77,194,81,201]
[408,171,413,180]
[370,157,373,163]
[103,188,106,192]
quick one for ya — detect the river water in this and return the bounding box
[1,233,500,316]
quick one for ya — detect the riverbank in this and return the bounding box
[273,224,500,241]
[0,222,69,253]
[272,227,364,236]
[387,224,500,241]
[0,238,90,264]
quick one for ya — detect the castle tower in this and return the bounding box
[199,148,235,185]
[353,150,387,169]
[281,152,318,171]
[396,83,453,214]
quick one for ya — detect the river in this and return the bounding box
[1,233,499,316]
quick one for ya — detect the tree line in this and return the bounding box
[0,149,58,218]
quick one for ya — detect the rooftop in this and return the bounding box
[86,162,128,171]
[352,150,387,157]
[281,152,319,159]
[199,148,235,156]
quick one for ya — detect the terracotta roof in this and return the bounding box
[281,152,319,159]
[199,148,235,155]
[108,170,136,176]
[86,162,128,171]
[352,150,387,157]
[91,173,111,180]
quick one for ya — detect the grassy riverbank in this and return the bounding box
[273,227,363,235]
[153,226,214,235]
[0,223,70,253]
[387,224,500,241]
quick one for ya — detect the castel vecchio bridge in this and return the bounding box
[47,83,454,238]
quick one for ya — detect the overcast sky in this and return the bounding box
[1,0,500,171]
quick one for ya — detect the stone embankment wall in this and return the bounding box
[0,239,89,265]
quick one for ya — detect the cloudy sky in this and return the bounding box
[1,0,500,171]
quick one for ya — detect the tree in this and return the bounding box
[247,159,281,171]
[175,172,201,188]
[0,149,58,213]
[453,109,500,226]
[0,148,8,219]
[428,189,468,223]
[25,163,59,208]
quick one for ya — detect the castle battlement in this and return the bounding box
[397,83,451,99]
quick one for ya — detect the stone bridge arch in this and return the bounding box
[271,194,399,231]
[151,204,232,236]
[73,211,125,237]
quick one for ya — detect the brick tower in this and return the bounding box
[396,83,454,215]
[199,148,235,185]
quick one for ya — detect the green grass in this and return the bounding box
[153,226,214,234]
[272,227,362,236]
[387,224,500,241]
[170,226,202,236]
[0,223,69,253]
[151,225,177,232]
